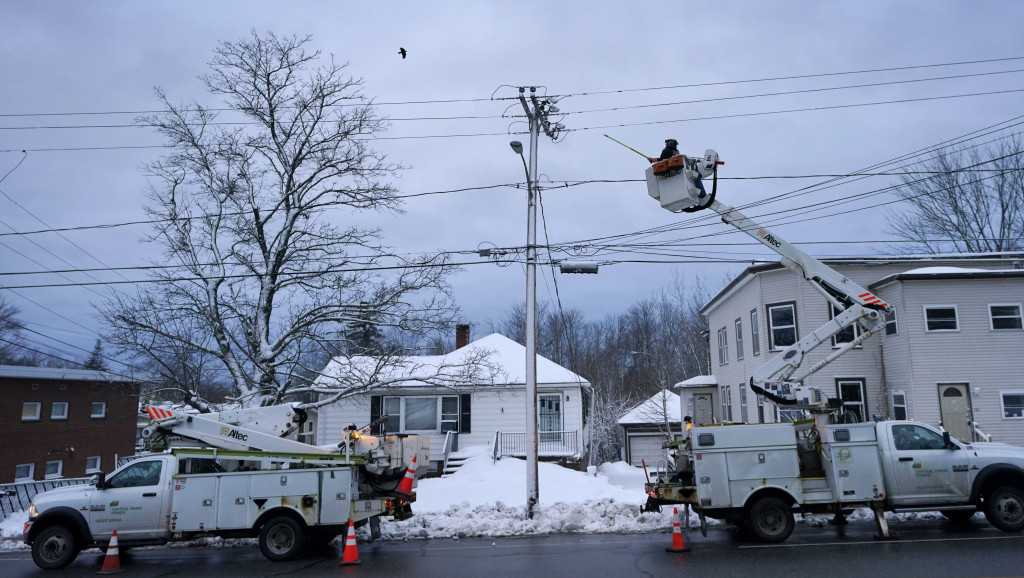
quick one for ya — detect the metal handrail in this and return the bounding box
[492,430,580,459]
[1,477,91,521]
[442,431,455,474]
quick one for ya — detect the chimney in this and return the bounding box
[455,324,470,349]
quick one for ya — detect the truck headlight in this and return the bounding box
[28,505,38,520]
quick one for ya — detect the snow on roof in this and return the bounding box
[618,389,680,425]
[674,375,717,388]
[901,266,990,275]
[316,333,589,389]
[0,364,135,382]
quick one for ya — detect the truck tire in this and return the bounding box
[746,497,795,543]
[259,516,306,561]
[31,524,79,570]
[984,486,1024,533]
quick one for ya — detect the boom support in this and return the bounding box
[645,151,893,415]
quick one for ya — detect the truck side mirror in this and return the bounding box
[95,472,107,489]
[942,431,956,449]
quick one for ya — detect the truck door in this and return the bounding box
[887,423,970,504]
[89,459,168,541]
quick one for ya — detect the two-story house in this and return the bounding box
[700,253,1024,446]
[0,365,140,483]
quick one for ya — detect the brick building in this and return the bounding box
[1,365,140,483]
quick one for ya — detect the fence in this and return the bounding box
[491,430,580,461]
[1,477,92,522]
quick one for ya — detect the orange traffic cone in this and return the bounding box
[339,519,361,566]
[97,530,125,574]
[396,455,418,497]
[666,508,690,553]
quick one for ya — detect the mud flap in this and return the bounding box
[369,515,381,541]
[699,512,708,537]
[642,497,663,513]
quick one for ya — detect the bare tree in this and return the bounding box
[886,136,1024,254]
[100,31,459,410]
[0,295,26,364]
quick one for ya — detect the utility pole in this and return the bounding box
[511,86,564,519]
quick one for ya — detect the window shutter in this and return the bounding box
[459,393,471,434]
[370,395,382,435]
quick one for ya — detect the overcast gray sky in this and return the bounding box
[1,1,1023,369]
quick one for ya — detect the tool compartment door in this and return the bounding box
[318,469,355,525]
[171,475,218,532]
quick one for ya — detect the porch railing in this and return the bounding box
[441,431,457,474]
[1,477,92,522]
[491,430,580,461]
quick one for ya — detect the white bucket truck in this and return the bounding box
[641,150,1024,542]
[23,405,428,569]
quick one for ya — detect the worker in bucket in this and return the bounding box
[659,138,680,161]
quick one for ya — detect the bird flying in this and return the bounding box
[398,47,407,59]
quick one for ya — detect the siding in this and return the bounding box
[704,257,1024,445]
[318,384,586,461]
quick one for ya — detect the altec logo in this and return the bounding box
[757,229,782,248]
[220,426,249,442]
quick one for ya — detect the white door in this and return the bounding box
[693,394,713,425]
[539,394,562,443]
[938,384,973,442]
[89,459,168,540]
[887,423,970,504]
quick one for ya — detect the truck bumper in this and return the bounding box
[644,483,696,512]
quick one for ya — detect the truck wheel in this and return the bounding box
[746,497,795,543]
[31,524,79,570]
[984,486,1024,532]
[259,516,306,561]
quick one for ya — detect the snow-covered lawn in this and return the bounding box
[1,448,957,552]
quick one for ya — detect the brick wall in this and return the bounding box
[0,375,139,483]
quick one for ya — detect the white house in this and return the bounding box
[618,389,681,467]
[314,332,592,473]
[702,253,1024,446]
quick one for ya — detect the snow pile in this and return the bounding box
[1,512,26,551]
[378,452,671,539]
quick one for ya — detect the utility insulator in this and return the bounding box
[559,261,599,274]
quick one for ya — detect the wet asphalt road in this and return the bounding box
[2,517,1023,577]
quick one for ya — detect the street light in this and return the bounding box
[511,133,539,518]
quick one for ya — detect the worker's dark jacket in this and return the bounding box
[659,146,679,160]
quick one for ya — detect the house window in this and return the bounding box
[297,420,315,445]
[85,456,102,473]
[441,396,459,433]
[382,395,461,433]
[44,460,63,480]
[722,385,733,422]
[891,391,908,420]
[924,305,959,332]
[830,303,861,347]
[22,402,41,421]
[382,396,402,433]
[750,310,761,356]
[885,308,898,335]
[990,304,1023,330]
[734,319,744,360]
[767,303,797,350]
[51,402,69,420]
[15,463,35,482]
[739,384,748,423]
[837,378,867,422]
[91,402,107,418]
[756,396,765,423]
[1002,392,1024,419]
[717,327,728,365]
